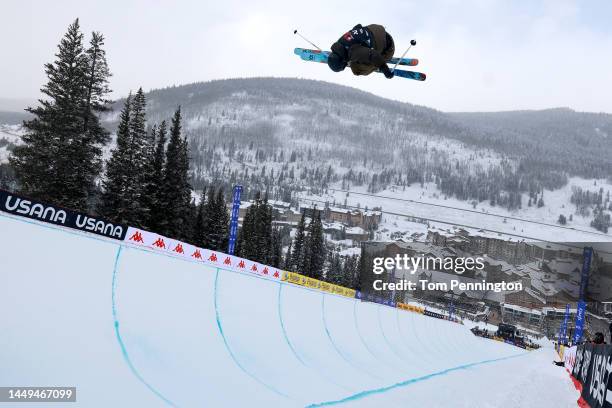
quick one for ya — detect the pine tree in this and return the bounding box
[139,124,158,229]
[270,228,283,268]
[290,211,307,271]
[129,88,149,225]
[284,241,292,269]
[148,120,167,231]
[213,188,230,250]
[193,190,207,248]
[198,186,230,251]
[305,210,325,279]
[10,19,111,211]
[98,95,132,223]
[342,255,359,288]
[199,185,215,248]
[325,251,343,284]
[255,195,273,263]
[160,107,192,240]
[236,193,274,264]
[99,88,148,226]
[237,201,256,259]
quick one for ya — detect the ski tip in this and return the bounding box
[409,58,419,66]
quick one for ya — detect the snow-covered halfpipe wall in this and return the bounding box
[1,190,576,407]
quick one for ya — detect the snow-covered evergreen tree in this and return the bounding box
[193,190,207,248]
[270,228,283,268]
[236,193,275,263]
[325,251,343,284]
[10,19,111,211]
[305,210,325,279]
[99,89,149,226]
[99,95,132,223]
[284,241,292,269]
[212,188,230,250]
[160,107,193,240]
[195,186,230,251]
[290,212,307,272]
[148,120,167,231]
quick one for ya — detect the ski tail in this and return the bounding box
[391,69,426,81]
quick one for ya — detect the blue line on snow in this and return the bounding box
[376,305,410,368]
[305,352,529,407]
[279,284,352,392]
[213,269,289,398]
[278,283,308,367]
[111,246,178,407]
[352,301,381,362]
[322,295,381,381]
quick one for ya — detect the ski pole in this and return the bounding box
[293,29,322,51]
[392,39,417,72]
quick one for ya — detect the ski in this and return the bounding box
[294,47,418,67]
[388,68,426,81]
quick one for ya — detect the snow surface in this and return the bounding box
[0,213,580,407]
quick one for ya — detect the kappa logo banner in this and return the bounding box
[0,188,127,240]
[124,227,282,281]
[571,344,612,408]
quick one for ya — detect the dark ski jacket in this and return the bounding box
[331,24,395,76]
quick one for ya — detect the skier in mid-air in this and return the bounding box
[327,24,396,78]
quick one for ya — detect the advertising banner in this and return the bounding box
[423,309,447,320]
[574,300,587,345]
[571,344,612,408]
[564,346,578,374]
[355,290,396,307]
[560,303,570,344]
[227,185,242,255]
[281,271,356,298]
[579,247,593,301]
[397,303,425,314]
[124,227,282,280]
[0,188,127,240]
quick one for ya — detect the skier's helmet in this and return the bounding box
[327,52,347,72]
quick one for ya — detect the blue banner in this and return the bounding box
[573,300,587,345]
[560,303,570,343]
[227,185,242,255]
[572,247,592,345]
[579,247,593,300]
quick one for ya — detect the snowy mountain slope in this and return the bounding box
[0,212,580,407]
[0,123,23,162]
[2,78,611,238]
[299,177,612,242]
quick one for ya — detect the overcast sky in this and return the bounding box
[2,0,611,112]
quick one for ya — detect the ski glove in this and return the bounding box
[380,63,394,79]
